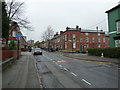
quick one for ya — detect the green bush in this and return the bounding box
[87,47,120,58]
[9,40,17,50]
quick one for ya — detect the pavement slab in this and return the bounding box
[2,52,42,88]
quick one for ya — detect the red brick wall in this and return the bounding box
[41,30,109,51]
[1,50,21,61]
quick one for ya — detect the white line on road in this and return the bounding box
[64,68,69,71]
[82,79,91,85]
[70,72,77,77]
[59,65,62,68]
[55,63,58,65]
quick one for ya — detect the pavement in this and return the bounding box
[2,52,42,88]
[58,52,120,65]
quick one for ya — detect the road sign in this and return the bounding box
[15,33,22,37]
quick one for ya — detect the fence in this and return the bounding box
[2,50,21,61]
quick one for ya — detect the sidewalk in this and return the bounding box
[2,52,42,88]
[59,52,120,64]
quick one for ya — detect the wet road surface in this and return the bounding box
[34,51,119,88]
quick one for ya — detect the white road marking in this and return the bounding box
[82,79,91,85]
[59,65,62,67]
[99,63,111,67]
[55,63,58,65]
[70,72,77,77]
[64,68,69,71]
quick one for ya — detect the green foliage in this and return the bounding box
[87,47,120,58]
[9,40,17,50]
[34,41,41,48]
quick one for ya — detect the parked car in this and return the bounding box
[33,48,42,55]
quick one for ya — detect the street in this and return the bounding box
[2,51,119,88]
[35,51,119,88]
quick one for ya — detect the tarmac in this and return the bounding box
[2,51,120,88]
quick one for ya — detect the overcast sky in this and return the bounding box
[20,0,120,42]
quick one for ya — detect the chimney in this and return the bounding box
[76,25,79,29]
[66,27,70,30]
[60,31,63,34]
[56,32,58,35]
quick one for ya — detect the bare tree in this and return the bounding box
[6,0,33,31]
[42,26,54,41]
[41,26,54,51]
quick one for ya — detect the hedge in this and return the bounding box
[87,47,120,58]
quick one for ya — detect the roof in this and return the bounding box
[66,28,105,33]
[105,4,120,13]
[81,29,104,33]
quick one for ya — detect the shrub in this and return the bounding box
[8,40,17,50]
[87,47,120,58]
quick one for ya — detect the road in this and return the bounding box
[35,50,119,88]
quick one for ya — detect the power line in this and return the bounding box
[87,19,106,29]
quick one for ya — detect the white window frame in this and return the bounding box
[85,33,88,36]
[116,21,120,34]
[115,40,120,47]
[86,37,89,42]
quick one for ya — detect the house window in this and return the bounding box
[98,33,100,36]
[12,31,16,37]
[86,37,89,42]
[98,44,101,48]
[85,33,88,36]
[73,42,76,48]
[115,40,120,47]
[80,38,82,42]
[116,21,120,34]
[65,42,67,48]
[98,38,100,42]
[72,34,76,42]
[72,34,76,38]
[103,38,106,42]
[92,37,94,42]
[65,34,67,41]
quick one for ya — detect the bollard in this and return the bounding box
[101,52,104,57]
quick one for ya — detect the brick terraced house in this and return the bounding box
[41,26,109,52]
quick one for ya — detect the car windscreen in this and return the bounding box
[35,48,41,51]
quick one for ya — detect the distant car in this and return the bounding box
[33,48,42,55]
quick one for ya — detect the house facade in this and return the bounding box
[9,21,27,49]
[106,3,120,47]
[41,26,109,52]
